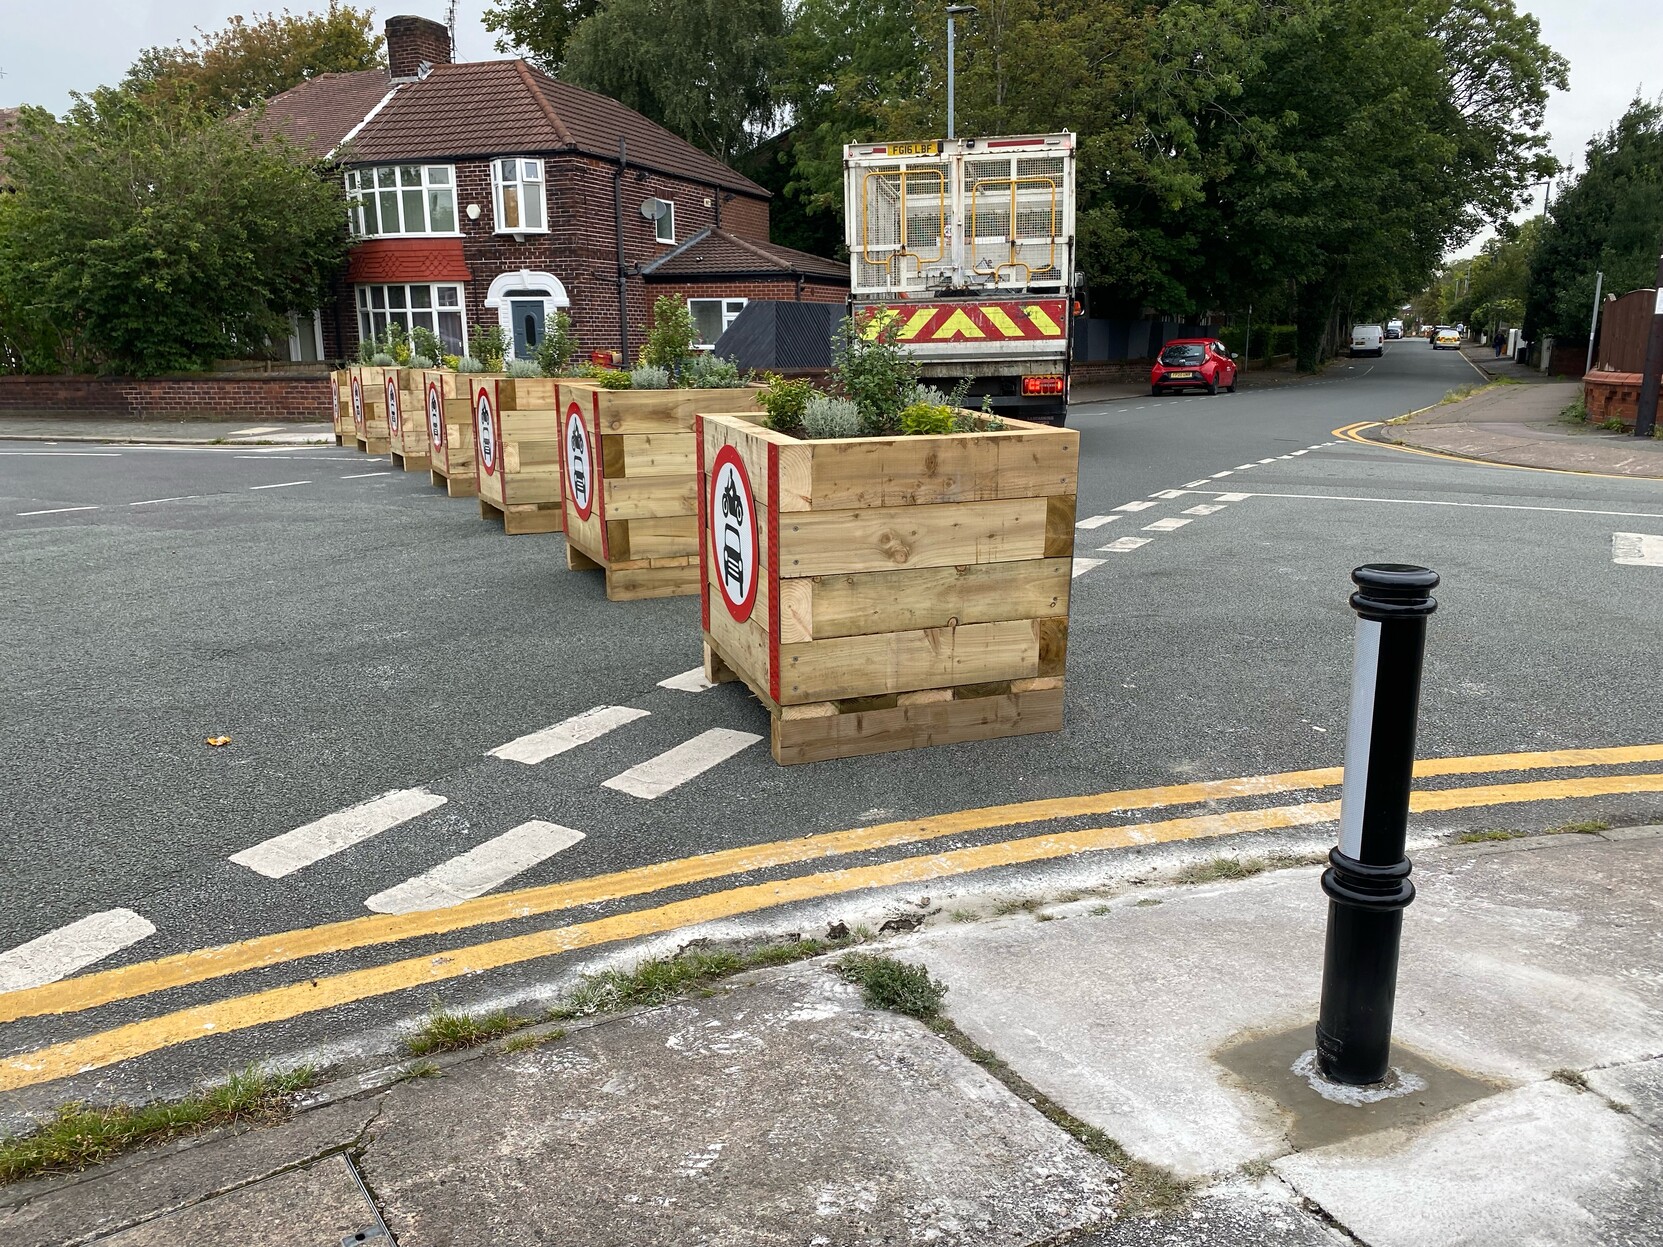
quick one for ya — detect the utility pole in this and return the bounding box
[1584,271,1603,378]
[946,6,975,140]
[1636,248,1663,439]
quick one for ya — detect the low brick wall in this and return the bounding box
[1584,371,1645,428]
[0,374,332,421]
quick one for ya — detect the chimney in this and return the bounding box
[385,15,453,81]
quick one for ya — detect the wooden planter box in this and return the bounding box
[386,369,431,472]
[471,377,581,534]
[423,371,492,497]
[697,412,1079,764]
[557,382,765,599]
[331,370,354,445]
[345,366,395,454]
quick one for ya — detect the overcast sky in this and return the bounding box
[4,0,1657,252]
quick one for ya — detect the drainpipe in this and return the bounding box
[713,183,722,229]
[614,138,631,365]
[794,273,805,302]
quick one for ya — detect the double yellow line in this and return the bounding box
[2,746,1660,1092]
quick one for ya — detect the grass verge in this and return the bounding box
[0,1066,313,1185]
[404,1005,528,1056]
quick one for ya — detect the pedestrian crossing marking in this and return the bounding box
[603,728,762,800]
[365,822,585,915]
[489,706,651,765]
[229,788,447,879]
[0,910,155,994]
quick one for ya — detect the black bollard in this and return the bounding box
[1315,564,1439,1085]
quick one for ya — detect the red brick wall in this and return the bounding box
[0,375,331,421]
[335,152,776,363]
[1584,372,1644,428]
[642,279,846,305]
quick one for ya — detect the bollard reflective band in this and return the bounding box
[1337,618,1381,859]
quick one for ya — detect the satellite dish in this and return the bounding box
[639,198,669,221]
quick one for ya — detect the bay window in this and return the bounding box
[346,165,458,237]
[357,283,467,356]
[492,158,546,232]
[688,298,747,348]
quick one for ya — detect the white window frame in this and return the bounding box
[688,297,746,349]
[655,200,676,244]
[491,157,547,235]
[356,282,468,356]
[345,164,459,238]
[484,270,572,362]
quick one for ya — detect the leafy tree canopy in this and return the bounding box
[483,0,604,73]
[0,92,350,375]
[123,3,384,116]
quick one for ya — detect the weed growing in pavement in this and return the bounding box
[1547,820,1610,835]
[837,954,948,1020]
[1600,417,1628,432]
[404,1005,528,1056]
[1175,856,1270,884]
[1090,904,1113,916]
[1561,396,1589,424]
[403,1060,442,1078]
[1240,1157,1275,1180]
[0,1065,313,1184]
[1454,828,1522,844]
[1134,898,1163,908]
[501,1028,567,1054]
[949,908,976,922]
[993,897,1040,916]
[1551,1068,1591,1092]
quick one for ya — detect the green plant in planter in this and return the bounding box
[370,351,397,366]
[440,353,460,370]
[642,295,697,377]
[802,393,861,439]
[411,326,442,364]
[830,314,919,436]
[535,311,580,378]
[455,356,487,374]
[683,353,742,388]
[900,402,956,435]
[506,358,543,378]
[757,373,813,436]
[629,364,672,389]
[588,368,633,390]
[408,353,435,369]
[468,325,508,372]
[383,322,412,365]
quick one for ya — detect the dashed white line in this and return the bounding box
[489,706,651,765]
[130,495,201,506]
[1183,504,1226,516]
[1182,480,1211,489]
[249,480,310,490]
[0,909,157,993]
[1257,458,1278,464]
[1291,450,1310,456]
[1113,500,1158,513]
[1075,515,1119,530]
[1151,489,1186,500]
[364,821,586,914]
[1234,463,1256,471]
[659,667,715,693]
[1071,557,1106,578]
[229,787,448,879]
[1142,517,1192,532]
[602,728,762,800]
[1208,492,1663,519]
[1612,532,1663,566]
[342,471,392,479]
[1216,492,1252,503]
[1212,470,1234,477]
[0,451,121,457]
[1098,536,1152,552]
[17,506,98,516]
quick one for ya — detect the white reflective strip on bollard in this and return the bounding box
[1337,618,1382,859]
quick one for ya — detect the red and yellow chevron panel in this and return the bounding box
[859,299,1068,343]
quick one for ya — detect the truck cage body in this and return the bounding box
[843,134,1077,300]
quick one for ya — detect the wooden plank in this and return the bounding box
[803,430,1079,510]
[778,497,1049,577]
[796,558,1069,639]
[605,562,701,601]
[778,618,1039,703]
[567,542,602,571]
[1044,494,1077,557]
[603,473,697,520]
[1035,616,1068,677]
[771,685,1064,765]
[620,433,697,478]
[609,514,697,561]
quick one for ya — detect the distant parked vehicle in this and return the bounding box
[1385,319,1404,339]
[1433,327,1461,350]
[1429,325,1450,346]
[1149,338,1238,395]
[1349,324,1385,357]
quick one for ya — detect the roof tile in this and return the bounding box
[643,228,846,281]
[252,70,394,160]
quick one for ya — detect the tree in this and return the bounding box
[123,4,383,116]
[554,0,784,165]
[1524,98,1663,342]
[483,0,604,73]
[0,92,349,375]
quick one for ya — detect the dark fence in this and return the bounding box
[1071,318,1215,363]
[1593,288,1656,373]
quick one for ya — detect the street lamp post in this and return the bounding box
[946,5,975,141]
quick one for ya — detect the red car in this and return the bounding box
[1150,338,1238,396]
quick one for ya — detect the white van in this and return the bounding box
[1349,324,1385,357]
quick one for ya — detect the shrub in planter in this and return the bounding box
[629,365,672,389]
[534,311,580,379]
[801,393,860,439]
[683,353,743,388]
[756,373,813,437]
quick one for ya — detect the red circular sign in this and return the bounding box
[427,380,444,451]
[350,375,364,430]
[385,376,401,434]
[708,445,758,623]
[475,387,497,476]
[564,402,594,521]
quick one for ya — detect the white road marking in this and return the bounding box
[659,667,715,693]
[1183,504,1226,516]
[489,706,651,765]
[1258,458,1278,464]
[130,495,201,506]
[1182,479,1211,488]
[342,471,392,479]
[1612,532,1663,566]
[1212,470,1234,477]
[249,480,310,490]
[17,506,98,516]
[1071,557,1106,577]
[1151,489,1186,499]
[1113,500,1157,512]
[229,788,448,879]
[1075,515,1119,529]
[0,909,156,992]
[602,728,762,800]
[229,426,283,436]
[1098,536,1152,552]
[0,451,121,457]
[1291,450,1309,456]
[1234,463,1256,471]
[364,821,585,914]
[1143,517,1192,532]
[1209,491,1663,520]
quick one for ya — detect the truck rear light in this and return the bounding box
[1022,375,1065,396]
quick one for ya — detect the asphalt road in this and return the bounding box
[3,340,1661,1112]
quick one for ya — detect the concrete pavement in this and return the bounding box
[7,828,1658,1246]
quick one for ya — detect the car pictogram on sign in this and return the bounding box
[564,403,594,520]
[708,445,758,622]
[475,387,497,475]
[386,376,401,434]
[427,381,444,451]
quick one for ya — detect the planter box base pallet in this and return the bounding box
[480,496,562,534]
[557,382,765,600]
[391,448,431,472]
[697,411,1079,765]
[355,434,391,455]
[430,465,475,498]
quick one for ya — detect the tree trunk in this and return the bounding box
[1295,283,1331,372]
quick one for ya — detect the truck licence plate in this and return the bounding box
[884,142,940,157]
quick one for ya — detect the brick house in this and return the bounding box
[257,14,847,366]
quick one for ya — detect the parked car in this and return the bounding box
[1433,327,1462,350]
[1150,338,1238,395]
[1349,324,1385,357]
[1385,319,1404,339]
[1429,325,1449,346]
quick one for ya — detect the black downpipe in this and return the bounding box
[614,139,630,365]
